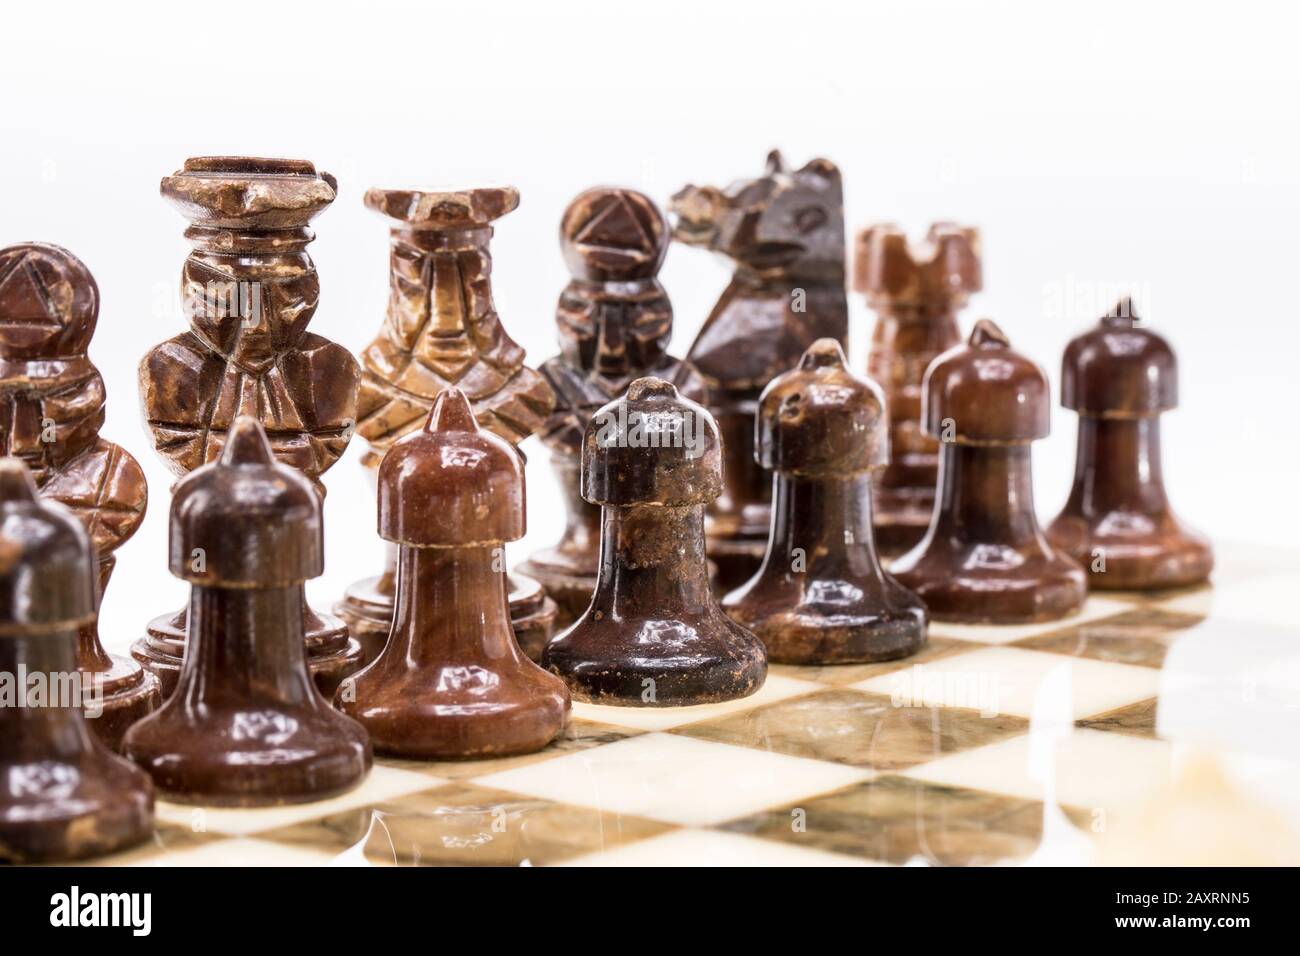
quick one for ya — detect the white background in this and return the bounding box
[2,0,1295,656]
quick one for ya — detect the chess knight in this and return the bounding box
[135,157,363,697]
[0,242,159,750]
[338,186,558,662]
[520,187,709,628]
[670,151,849,590]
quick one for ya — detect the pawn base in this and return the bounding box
[893,546,1087,625]
[1047,515,1214,591]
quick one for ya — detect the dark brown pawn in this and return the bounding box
[670,151,849,590]
[338,186,557,663]
[338,389,570,758]
[522,187,709,629]
[124,417,371,805]
[892,321,1087,623]
[0,460,153,862]
[854,224,981,554]
[0,242,159,749]
[134,157,363,699]
[723,340,928,663]
[1047,299,1213,589]
[542,378,767,705]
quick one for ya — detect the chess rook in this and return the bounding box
[670,151,848,590]
[854,223,980,554]
[338,389,570,758]
[522,187,709,628]
[0,460,153,862]
[124,417,371,805]
[542,378,767,705]
[0,242,159,749]
[339,186,557,662]
[723,339,928,663]
[135,157,363,699]
[891,321,1087,623]
[1047,299,1213,589]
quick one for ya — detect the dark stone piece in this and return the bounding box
[854,223,981,554]
[670,151,848,590]
[1047,299,1213,589]
[337,389,570,758]
[0,242,159,750]
[0,460,153,862]
[542,378,767,705]
[891,321,1087,623]
[133,157,364,699]
[723,339,928,663]
[123,417,371,805]
[521,187,709,628]
[337,186,558,663]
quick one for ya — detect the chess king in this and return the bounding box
[134,157,363,698]
[337,186,558,662]
[670,151,849,590]
[519,187,709,629]
[0,242,159,750]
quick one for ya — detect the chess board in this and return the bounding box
[84,542,1300,867]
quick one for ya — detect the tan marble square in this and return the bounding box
[926,596,1135,645]
[473,732,871,826]
[1076,698,1158,739]
[768,636,976,687]
[558,827,878,867]
[1012,608,1206,668]
[255,781,671,866]
[673,688,1028,771]
[78,823,223,867]
[721,775,1086,866]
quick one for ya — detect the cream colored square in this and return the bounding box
[154,765,445,836]
[474,732,870,827]
[571,673,824,732]
[851,646,1159,719]
[557,827,879,867]
[1163,573,1300,625]
[901,728,1174,816]
[926,596,1135,645]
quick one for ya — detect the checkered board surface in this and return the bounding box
[85,543,1299,867]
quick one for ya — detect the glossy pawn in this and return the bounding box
[124,417,371,805]
[723,340,928,663]
[338,389,570,758]
[1047,299,1213,589]
[542,378,767,705]
[892,321,1087,623]
[0,460,153,862]
[854,223,981,553]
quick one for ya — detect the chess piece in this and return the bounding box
[854,223,981,554]
[0,242,159,750]
[542,378,767,705]
[337,389,570,758]
[338,186,558,662]
[134,157,363,699]
[891,321,1087,623]
[124,417,371,805]
[670,151,848,590]
[0,460,153,862]
[1047,299,1213,589]
[722,339,928,663]
[520,187,709,629]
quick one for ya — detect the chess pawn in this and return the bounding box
[854,223,981,554]
[521,187,709,629]
[338,186,558,663]
[670,151,849,590]
[1047,300,1213,589]
[337,389,570,758]
[0,460,153,862]
[0,242,159,750]
[542,378,767,705]
[134,157,363,699]
[124,417,371,805]
[723,340,928,663]
[892,321,1087,623]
